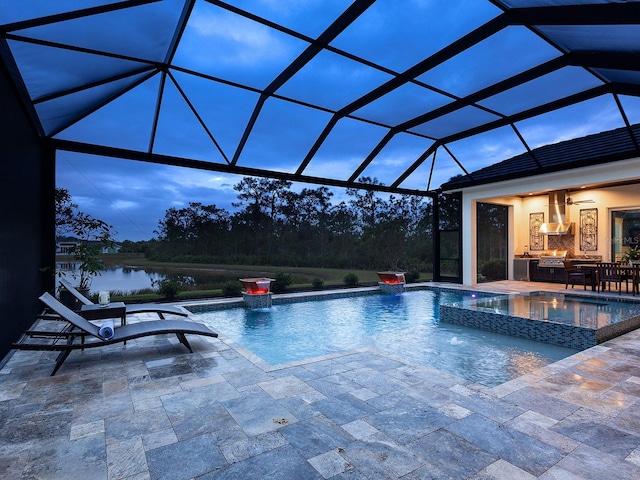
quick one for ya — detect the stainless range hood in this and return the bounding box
[540,192,574,235]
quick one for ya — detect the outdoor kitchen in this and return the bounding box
[514,191,604,283]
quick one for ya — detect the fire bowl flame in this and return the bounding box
[239,278,275,294]
[377,272,406,284]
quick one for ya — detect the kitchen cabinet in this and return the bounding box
[529,260,565,283]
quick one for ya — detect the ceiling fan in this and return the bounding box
[546,190,595,206]
[564,196,595,206]
[564,189,595,206]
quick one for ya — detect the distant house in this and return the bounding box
[56,237,79,255]
[56,237,121,255]
[100,242,121,254]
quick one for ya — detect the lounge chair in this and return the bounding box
[12,292,218,376]
[59,278,189,319]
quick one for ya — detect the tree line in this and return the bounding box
[131,177,439,272]
[59,175,507,279]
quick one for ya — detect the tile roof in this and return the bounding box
[440,124,640,191]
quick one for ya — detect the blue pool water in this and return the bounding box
[467,293,640,328]
[194,289,578,386]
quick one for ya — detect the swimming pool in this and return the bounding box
[193,289,578,387]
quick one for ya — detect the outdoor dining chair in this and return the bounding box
[563,259,591,290]
[633,263,640,296]
[596,262,631,294]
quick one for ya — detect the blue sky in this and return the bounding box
[3,1,638,241]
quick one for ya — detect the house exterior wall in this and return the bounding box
[458,157,640,285]
[518,183,640,261]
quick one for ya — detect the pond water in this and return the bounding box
[57,262,243,294]
[56,264,161,293]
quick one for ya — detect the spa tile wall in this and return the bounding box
[440,304,595,350]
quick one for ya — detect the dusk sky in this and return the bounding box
[3,0,638,241]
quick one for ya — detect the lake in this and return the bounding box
[56,262,248,294]
[57,263,162,293]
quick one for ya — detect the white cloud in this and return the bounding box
[74,195,101,209]
[376,152,418,168]
[189,12,288,66]
[304,157,360,180]
[157,169,239,191]
[111,200,139,211]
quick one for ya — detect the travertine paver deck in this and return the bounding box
[1,281,640,479]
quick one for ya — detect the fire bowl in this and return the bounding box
[239,278,275,294]
[377,272,406,284]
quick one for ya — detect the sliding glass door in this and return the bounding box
[611,208,640,261]
[477,202,508,282]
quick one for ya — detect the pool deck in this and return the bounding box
[2,281,640,479]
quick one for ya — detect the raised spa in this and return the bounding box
[441,292,640,349]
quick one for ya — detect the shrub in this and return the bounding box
[272,272,293,293]
[343,273,359,286]
[222,280,243,297]
[405,270,420,283]
[155,279,182,299]
[311,278,324,290]
[480,259,506,281]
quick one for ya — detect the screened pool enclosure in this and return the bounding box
[2,0,640,358]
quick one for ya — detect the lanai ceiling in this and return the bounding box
[2,0,640,196]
